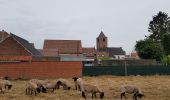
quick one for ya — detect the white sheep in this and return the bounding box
[82,84,104,99]
[0,81,6,94]
[72,77,84,91]
[56,78,71,90]
[0,79,12,93]
[42,81,58,92]
[26,81,41,96]
[3,80,13,90]
[120,85,145,100]
[29,79,47,93]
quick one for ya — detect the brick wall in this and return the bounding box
[0,61,82,79]
[0,56,32,61]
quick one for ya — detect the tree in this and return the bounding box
[161,55,170,65]
[135,11,170,61]
[148,11,170,41]
[162,33,170,55]
[135,39,164,61]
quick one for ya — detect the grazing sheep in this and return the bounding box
[43,82,58,92]
[29,79,47,93]
[56,78,71,90]
[0,79,12,93]
[120,85,145,100]
[3,80,13,90]
[82,84,104,99]
[30,79,50,86]
[26,81,41,96]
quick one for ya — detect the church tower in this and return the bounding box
[96,31,108,50]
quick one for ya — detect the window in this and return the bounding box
[103,38,105,42]
[97,38,99,42]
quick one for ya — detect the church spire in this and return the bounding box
[96,31,108,50]
[98,31,107,38]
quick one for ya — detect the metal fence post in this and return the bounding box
[125,61,127,76]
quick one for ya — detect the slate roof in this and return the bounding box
[97,31,107,38]
[97,47,126,56]
[10,33,42,56]
[43,40,82,54]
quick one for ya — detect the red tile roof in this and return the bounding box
[82,47,96,57]
[39,49,59,56]
[43,40,82,54]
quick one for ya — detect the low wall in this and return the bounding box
[0,61,82,79]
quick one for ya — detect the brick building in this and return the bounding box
[0,32,42,61]
[82,47,96,59]
[96,31,126,59]
[0,31,82,78]
[82,47,96,66]
[42,40,83,61]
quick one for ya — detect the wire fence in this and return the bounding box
[83,65,170,76]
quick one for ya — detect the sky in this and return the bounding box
[0,0,170,54]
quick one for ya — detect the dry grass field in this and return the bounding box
[0,75,170,100]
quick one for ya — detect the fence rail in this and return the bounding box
[83,65,170,76]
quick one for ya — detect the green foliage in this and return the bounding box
[162,33,170,55]
[148,11,170,41]
[135,39,164,61]
[161,55,170,65]
[136,11,170,61]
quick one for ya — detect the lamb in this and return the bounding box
[25,81,41,96]
[120,85,145,100]
[56,78,71,90]
[82,84,104,99]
